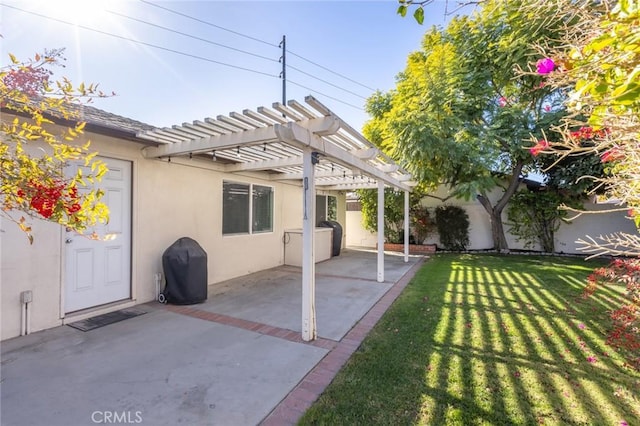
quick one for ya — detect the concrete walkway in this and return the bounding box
[1,249,424,426]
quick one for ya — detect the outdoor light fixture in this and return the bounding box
[311,151,320,165]
[212,150,216,161]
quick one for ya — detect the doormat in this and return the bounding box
[67,308,147,332]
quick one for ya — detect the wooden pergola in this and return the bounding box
[137,95,414,341]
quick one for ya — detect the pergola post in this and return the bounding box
[404,190,409,263]
[301,148,317,341]
[377,180,385,283]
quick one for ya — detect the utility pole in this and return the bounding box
[279,35,286,106]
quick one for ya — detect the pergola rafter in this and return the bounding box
[137,96,412,192]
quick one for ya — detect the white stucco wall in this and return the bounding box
[345,210,378,247]
[346,185,637,254]
[1,123,346,340]
[1,217,65,338]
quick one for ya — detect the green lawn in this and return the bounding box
[299,254,640,425]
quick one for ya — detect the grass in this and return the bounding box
[299,254,640,425]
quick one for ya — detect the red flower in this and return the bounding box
[529,139,550,156]
[600,148,622,163]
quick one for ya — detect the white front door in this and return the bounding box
[65,157,132,313]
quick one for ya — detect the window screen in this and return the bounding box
[223,182,250,234]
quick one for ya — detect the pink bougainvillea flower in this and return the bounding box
[578,323,585,329]
[544,104,551,112]
[514,371,521,378]
[498,97,507,107]
[536,58,556,74]
[628,209,635,217]
[621,421,628,426]
[587,356,597,363]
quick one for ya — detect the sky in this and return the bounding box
[0,0,465,132]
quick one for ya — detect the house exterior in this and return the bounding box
[2,97,412,341]
[346,184,638,253]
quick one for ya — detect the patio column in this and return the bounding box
[301,148,317,341]
[377,180,384,283]
[404,190,409,263]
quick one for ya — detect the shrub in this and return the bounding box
[583,258,640,370]
[507,189,569,253]
[435,205,470,251]
[410,205,436,244]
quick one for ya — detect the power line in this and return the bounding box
[1,3,368,111]
[112,6,369,100]
[0,3,278,78]
[288,51,376,92]
[138,0,278,48]
[107,10,278,64]
[110,7,368,100]
[288,80,364,111]
[137,0,377,93]
[287,64,367,100]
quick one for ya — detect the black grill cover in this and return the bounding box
[162,237,208,304]
[318,220,343,257]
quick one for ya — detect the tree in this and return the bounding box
[530,0,640,257]
[1,49,109,243]
[368,0,581,252]
[357,185,430,243]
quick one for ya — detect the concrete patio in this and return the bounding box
[1,249,424,426]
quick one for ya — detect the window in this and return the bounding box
[223,181,273,235]
[316,195,337,225]
[252,184,273,233]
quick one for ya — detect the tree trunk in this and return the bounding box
[477,194,510,253]
[476,160,525,253]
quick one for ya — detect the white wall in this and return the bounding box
[345,210,378,247]
[346,185,637,254]
[2,123,350,340]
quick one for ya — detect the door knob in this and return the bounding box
[65,238,73,244]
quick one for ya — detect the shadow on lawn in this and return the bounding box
[300,254,640,425]
[411,255,638,425]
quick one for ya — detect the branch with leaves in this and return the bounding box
[397,0,483,22]
[1,49,110,243]
[527,0,640,256]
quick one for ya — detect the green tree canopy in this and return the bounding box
[369,0,589,251]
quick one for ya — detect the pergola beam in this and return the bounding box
[275,122,412,192]
[141,126,279,158]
